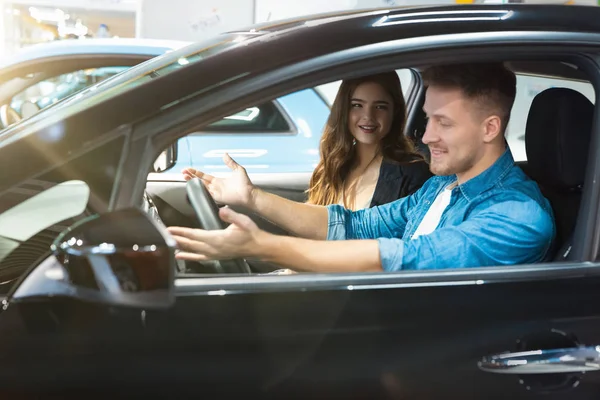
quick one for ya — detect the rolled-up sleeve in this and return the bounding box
[326,195,413,241]
[326,204,350,241]
[326,204,408,271]
[377,237,405,271]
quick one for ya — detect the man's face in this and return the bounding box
[422,86,487,178]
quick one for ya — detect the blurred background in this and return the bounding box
[0,0,595,59]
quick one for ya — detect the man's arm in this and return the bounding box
[168,207,383,272]
[257,234,382,272]
[326,188,420,242]
[169,186,554,273]
[187,153,427,242]
[247,176,421,241]
[249,188,329,240]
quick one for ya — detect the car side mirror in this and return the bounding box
[153,143,177,173]
[9,208,176,309]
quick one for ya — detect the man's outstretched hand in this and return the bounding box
[167,207,265,261]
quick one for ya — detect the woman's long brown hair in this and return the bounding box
[307,72,423,206]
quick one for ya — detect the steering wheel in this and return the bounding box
[186,177,252,274]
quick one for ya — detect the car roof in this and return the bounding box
[0,38,191,71]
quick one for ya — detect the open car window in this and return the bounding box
[162,69,415,175]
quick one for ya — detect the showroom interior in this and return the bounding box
[0,0,594,59]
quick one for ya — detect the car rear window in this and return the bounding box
[506,74,595,162]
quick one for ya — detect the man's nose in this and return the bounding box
[421,120,438,144]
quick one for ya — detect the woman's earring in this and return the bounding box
[352,138,357,146]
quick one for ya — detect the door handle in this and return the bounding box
[479,346,600,374]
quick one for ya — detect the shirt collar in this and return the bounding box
[454,147,515,202]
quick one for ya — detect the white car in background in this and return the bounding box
[0,38,189,128]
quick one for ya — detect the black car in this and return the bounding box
[2,3,600,399]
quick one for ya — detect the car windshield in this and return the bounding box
[0,32,260,143]
[10,66,129,113]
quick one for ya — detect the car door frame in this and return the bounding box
[114,30,600,283]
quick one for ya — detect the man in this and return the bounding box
[167,63,555,272]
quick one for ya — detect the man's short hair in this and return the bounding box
[421,63,517,135]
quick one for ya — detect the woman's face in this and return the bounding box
[347,81,394,146]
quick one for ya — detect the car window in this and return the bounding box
[202,101,291,133]
[167,69,414,175]
[506,74,595,162]
[8,66,129,120]
[169,88,328,174]
[315,68,414,106]
[0,136,125,294]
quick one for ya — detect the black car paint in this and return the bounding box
[2,4,600,399]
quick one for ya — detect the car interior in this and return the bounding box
[144,58,598,276]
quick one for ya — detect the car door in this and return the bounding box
[138,266,600,399]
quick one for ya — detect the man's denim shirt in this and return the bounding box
[326,149,556,271]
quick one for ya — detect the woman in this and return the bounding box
[307,72,431,210]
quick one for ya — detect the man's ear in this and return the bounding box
[482,115,502,143]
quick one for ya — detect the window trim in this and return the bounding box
[173,261,600,296]
[404,67,423,138]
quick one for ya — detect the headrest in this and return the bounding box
[525,87,594,190]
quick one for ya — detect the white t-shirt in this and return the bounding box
[412,185,454,240]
